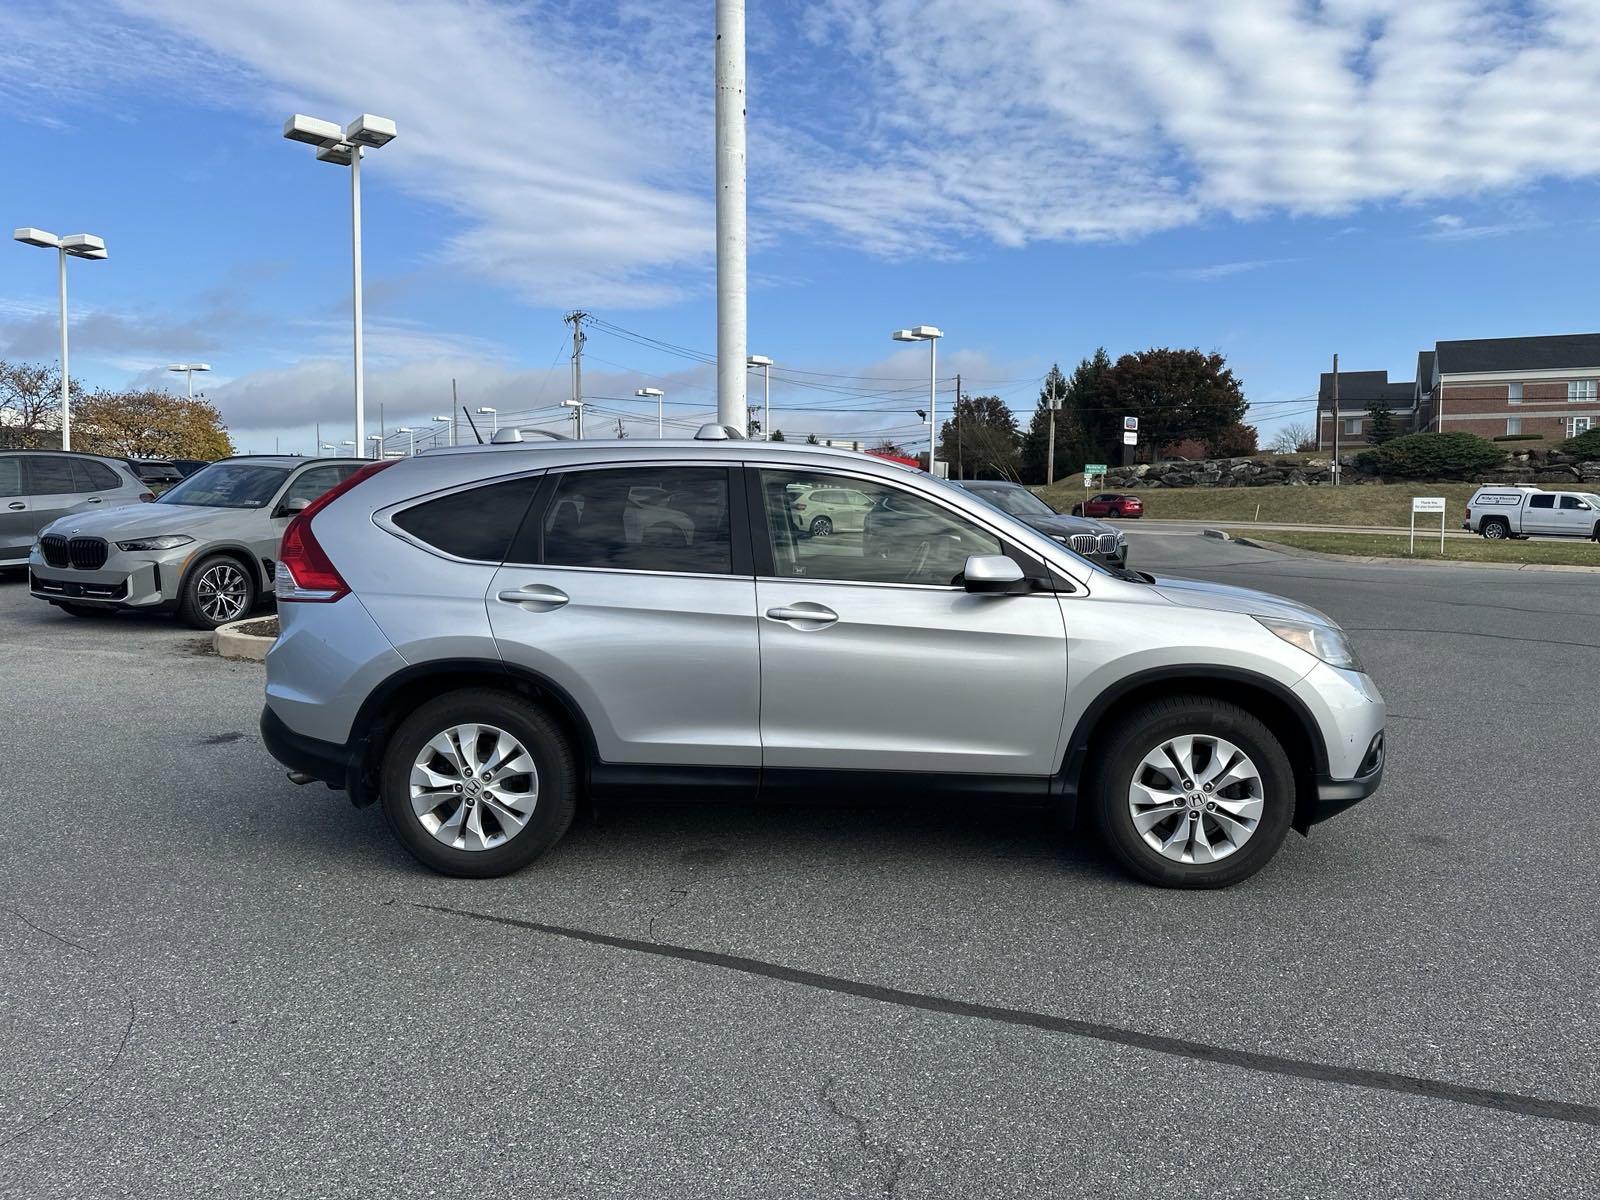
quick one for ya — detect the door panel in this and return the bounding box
[489,567,760,765]
[755,579,1068,774]
[1523,495,1559,534]
[1557,495,1594,536]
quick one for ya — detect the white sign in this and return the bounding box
[1124,416,1139,431]
[1082,473,1094,488]
[1122,430,1138,445]
[1410,497,1447,554]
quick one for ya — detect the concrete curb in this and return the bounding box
[214,616,277,661]
[1231,534,1600,574]
[1201,528,1231,541]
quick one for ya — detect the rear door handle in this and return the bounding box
[85,497,103,504]
[496,583,570,612]
[5,502,23,511]
[764,603,838,627]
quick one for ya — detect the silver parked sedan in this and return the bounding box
[28,455,367,628]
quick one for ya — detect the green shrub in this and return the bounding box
[1492,433,1545,443]
[1353,431,1504,479]
[1558,427,1600,458]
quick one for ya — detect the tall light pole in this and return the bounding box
[476,406,497,435]
[562,398,584,438]
[320,443,335,456]
[367,434,383,460]
[340,439,358,457]
[893,326,943,474]
[396,426,415,456]
[747,355,773,441]
[714,0,747,430]
[433,414,454,447]
[636,387,665,436]
[12,228,107,451]
[283,112,397,459]
[166,362,211,398]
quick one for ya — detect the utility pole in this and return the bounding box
[315,422,320,456]
[450,379,459,445]
[954,372,963,480]
[1331,352,1340,486]
[1046,373,1063,486]
[714,0,748,429]
[566,311,588,438]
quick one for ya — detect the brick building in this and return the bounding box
[1317,332,1600,448]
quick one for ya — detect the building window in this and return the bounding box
[1569,416,1594,438]
[1343,418,1361,436]
[1506,417,1522,435]
[1507,383,1522,404]
[1568,380,1597,402]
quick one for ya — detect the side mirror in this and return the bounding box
[280,496,311,516]
[962,554,1030,594]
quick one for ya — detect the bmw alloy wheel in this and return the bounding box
[1127,734,1264,864]
[197,562,250,624]
[409,723,540,851]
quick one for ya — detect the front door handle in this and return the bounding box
[496,583,570,612]
[5,502,23,511]
[85,497,103,504]
[765,603,838,628]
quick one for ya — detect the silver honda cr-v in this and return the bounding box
[260,432,1385,888]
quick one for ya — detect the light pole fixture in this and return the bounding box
[475,406,497,434]
[636,387,664,436]
[747,355,773,441]
[396,426,415,456]
[320,443,336,456]
[893,326,943,473]
[367,433,383,459]
[166,362,211,398]
[12,227,107,451]
[561,398,584,438]
[282,111,398,459]
[432,414,454,447]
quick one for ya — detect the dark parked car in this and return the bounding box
[172,458,213,478]
[1072,492,1144,519]
[953,480,1129,569]
[125,458,185,492]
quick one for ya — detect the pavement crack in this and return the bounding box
[646,886,692,940]
[820,1075,907,1198]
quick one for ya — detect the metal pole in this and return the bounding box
[954,372,962,479]
[714,0,748,429]
[450,380,458,445]
[58,246,70,451]
[658,394,664,437]
[928,337,937,474]
[1332,352,1340,486]
[351,147,366,454]
[763,362,771,442]
[1047,398,1057,486]
[315,422,320,455]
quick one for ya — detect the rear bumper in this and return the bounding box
[260,704,356,791]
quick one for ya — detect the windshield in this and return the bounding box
[968,484,1056,517]
[157,463,290,509]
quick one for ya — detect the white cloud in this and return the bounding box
[1156,259,1298,281]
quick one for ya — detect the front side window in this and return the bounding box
[1559,496,1589,510]
[1568,380,1597,402]
[971,484,1054,518]
[394,476,541,562]
[758,468,1001,585]
[1529,495,1555,509]
[540,466,732,574]
[283,464,363,509]
[158,463,290,508]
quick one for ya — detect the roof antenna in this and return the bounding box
[462,404,484,445]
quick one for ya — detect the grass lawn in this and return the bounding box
[1227,528,1600,567]
[1032,481,1500,527]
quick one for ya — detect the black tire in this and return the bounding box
[1070,505,1084,516]
[380,689,577,878]
[57,602,115,618]
[1592,521,1600,543]
[1089,696,1295,888]
[809,515,833,537]
[1481,518,1510,541]
[178,554,256,630]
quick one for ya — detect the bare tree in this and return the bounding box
[0,360,79,449]
[1270,422,1313,454]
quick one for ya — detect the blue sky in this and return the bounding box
[4,0,1600,456]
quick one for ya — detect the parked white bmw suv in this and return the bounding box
[260,433,1385,888]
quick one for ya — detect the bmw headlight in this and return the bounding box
[115,534,195,552]
[1255,617,1362,671]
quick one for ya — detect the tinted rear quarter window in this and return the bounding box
[393,476,542,562]
[73,459,124,492]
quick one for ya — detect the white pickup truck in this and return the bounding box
[1464,485,1600,540]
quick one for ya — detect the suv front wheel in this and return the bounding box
[1091,696,1294,888]
[380,689,577,878]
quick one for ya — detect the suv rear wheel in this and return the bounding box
[380,689,576,878]
[1091,696,1294,888]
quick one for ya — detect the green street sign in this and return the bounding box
[1083,463,1107,474]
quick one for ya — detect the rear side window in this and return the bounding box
[1529,495,1555,509]
[72,459,123,492]
[393,476,542,562]
[538,466,733,574]
[24,456,78,495]
[0,457,20,497]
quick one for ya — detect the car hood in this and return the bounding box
[1151,575,1338,626]
[39,502,262,540]
[1020,513,1121,538]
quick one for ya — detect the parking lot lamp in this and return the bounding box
[747,355,773,441]
[396,426,415,456]
[166,362,211,398]
[367,434,383,459]
[476,406,497,434]
[636,388,665,436]
[12,228,107,451]
[893,326,943,472]
[282,112,397,458]
[433,414,454,446]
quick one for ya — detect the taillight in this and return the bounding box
[276,459,397,603]
[794,501,807,511]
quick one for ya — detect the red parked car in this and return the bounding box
[1073,492,1144,518]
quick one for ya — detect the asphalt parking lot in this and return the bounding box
[2,534,1597,1199]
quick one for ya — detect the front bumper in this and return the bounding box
[29,546,190,609]
[1305,731,1384,828]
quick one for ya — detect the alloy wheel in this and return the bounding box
[409,723,540,851]
[197,563,250,623]
[1127,734,1264,864]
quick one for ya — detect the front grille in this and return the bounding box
[68,537,108,570]
[1067,533,1098,555]
[1097,532,1120,555]
[40,535,69,567]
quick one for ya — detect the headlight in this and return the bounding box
[115,534,195,551]
[1255,617,1362,671]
